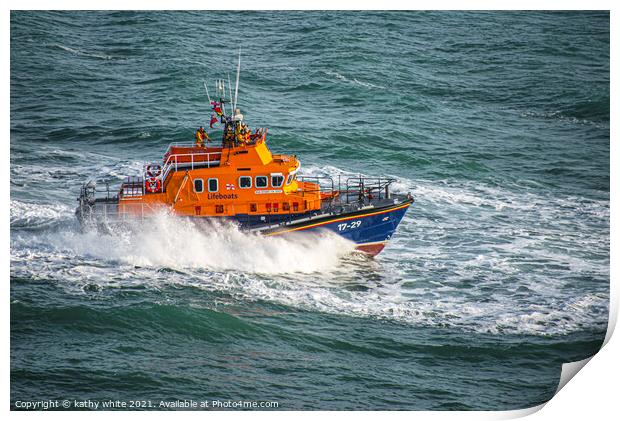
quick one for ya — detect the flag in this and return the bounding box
[226,183,235,190]
[209,113,218,128]
[211,101,223,116]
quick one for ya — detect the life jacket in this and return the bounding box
[195,131,206,146]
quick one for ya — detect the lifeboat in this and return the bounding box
[76,60,413,256]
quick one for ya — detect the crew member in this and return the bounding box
[199,127,210,145]
[223,123,235,146]
[195,126,206,147]
[244,126,251,142]
[236,123,245,144]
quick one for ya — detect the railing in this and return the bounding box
[153,131,270,191]
[294,175,397,214]
[120,176,143,198]
[162,142,205,155]
[78,180,117,204]
[158,150,223,191]
[344,177,395,204]
[160,127,267,155]
[297,176,334,196]
[106,202,164,220]
[297,176,394,200]
[80,201,166,225]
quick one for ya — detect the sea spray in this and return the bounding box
[43,211,357,274]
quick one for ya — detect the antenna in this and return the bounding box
[203,81,212,104]
[227,73,233,118]
[233,49,241,114]
[215,79,226,115]
[215,79,225,98]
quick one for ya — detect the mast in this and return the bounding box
[203,81,212,104]
[227,73,233,119]
[212,79,230,117]
[233,49,241,116]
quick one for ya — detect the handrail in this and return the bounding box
[293,175,397,209]
[162,127,268,156]
[163,141,225,155]
[344,177,396,204]
[159,150,223,191]
[163,142,201,155]
[296,175,396,206]
[96,201,164,221]
[298,176,334,196]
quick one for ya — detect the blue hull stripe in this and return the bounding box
[260,201,412,246]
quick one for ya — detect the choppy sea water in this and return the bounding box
[10,11,609,410]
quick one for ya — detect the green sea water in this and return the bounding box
[10,11,609,410]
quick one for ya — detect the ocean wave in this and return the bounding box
[52,43,113,60]
[10,225,609,336]
[98,160,146,180]
[11,158,147,187]
[323,70,385,89]
[9,207,609,337]
[12,212,356,275]
[520,108,609,128]
[231,282,609,336]
[9,162,609,337]
[10,200,73,229]
[316,164,608,221]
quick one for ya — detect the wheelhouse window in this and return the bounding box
[271,174,284,188]
[194,178,204,193]
[239,176,252,189]
[208,178,218,192]
[255,176,268,188]
[286,174,294,185]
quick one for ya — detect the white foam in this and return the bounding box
[100,160,145,180]
[10,200,73,228]
[54,43,80,55]
[54,43,112,60]
[166,271,609,336]
[324,70,347,81]
[323,70,385,89]
[10,161,609,337]
[39,212,356,275]
[352,78,385,89]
